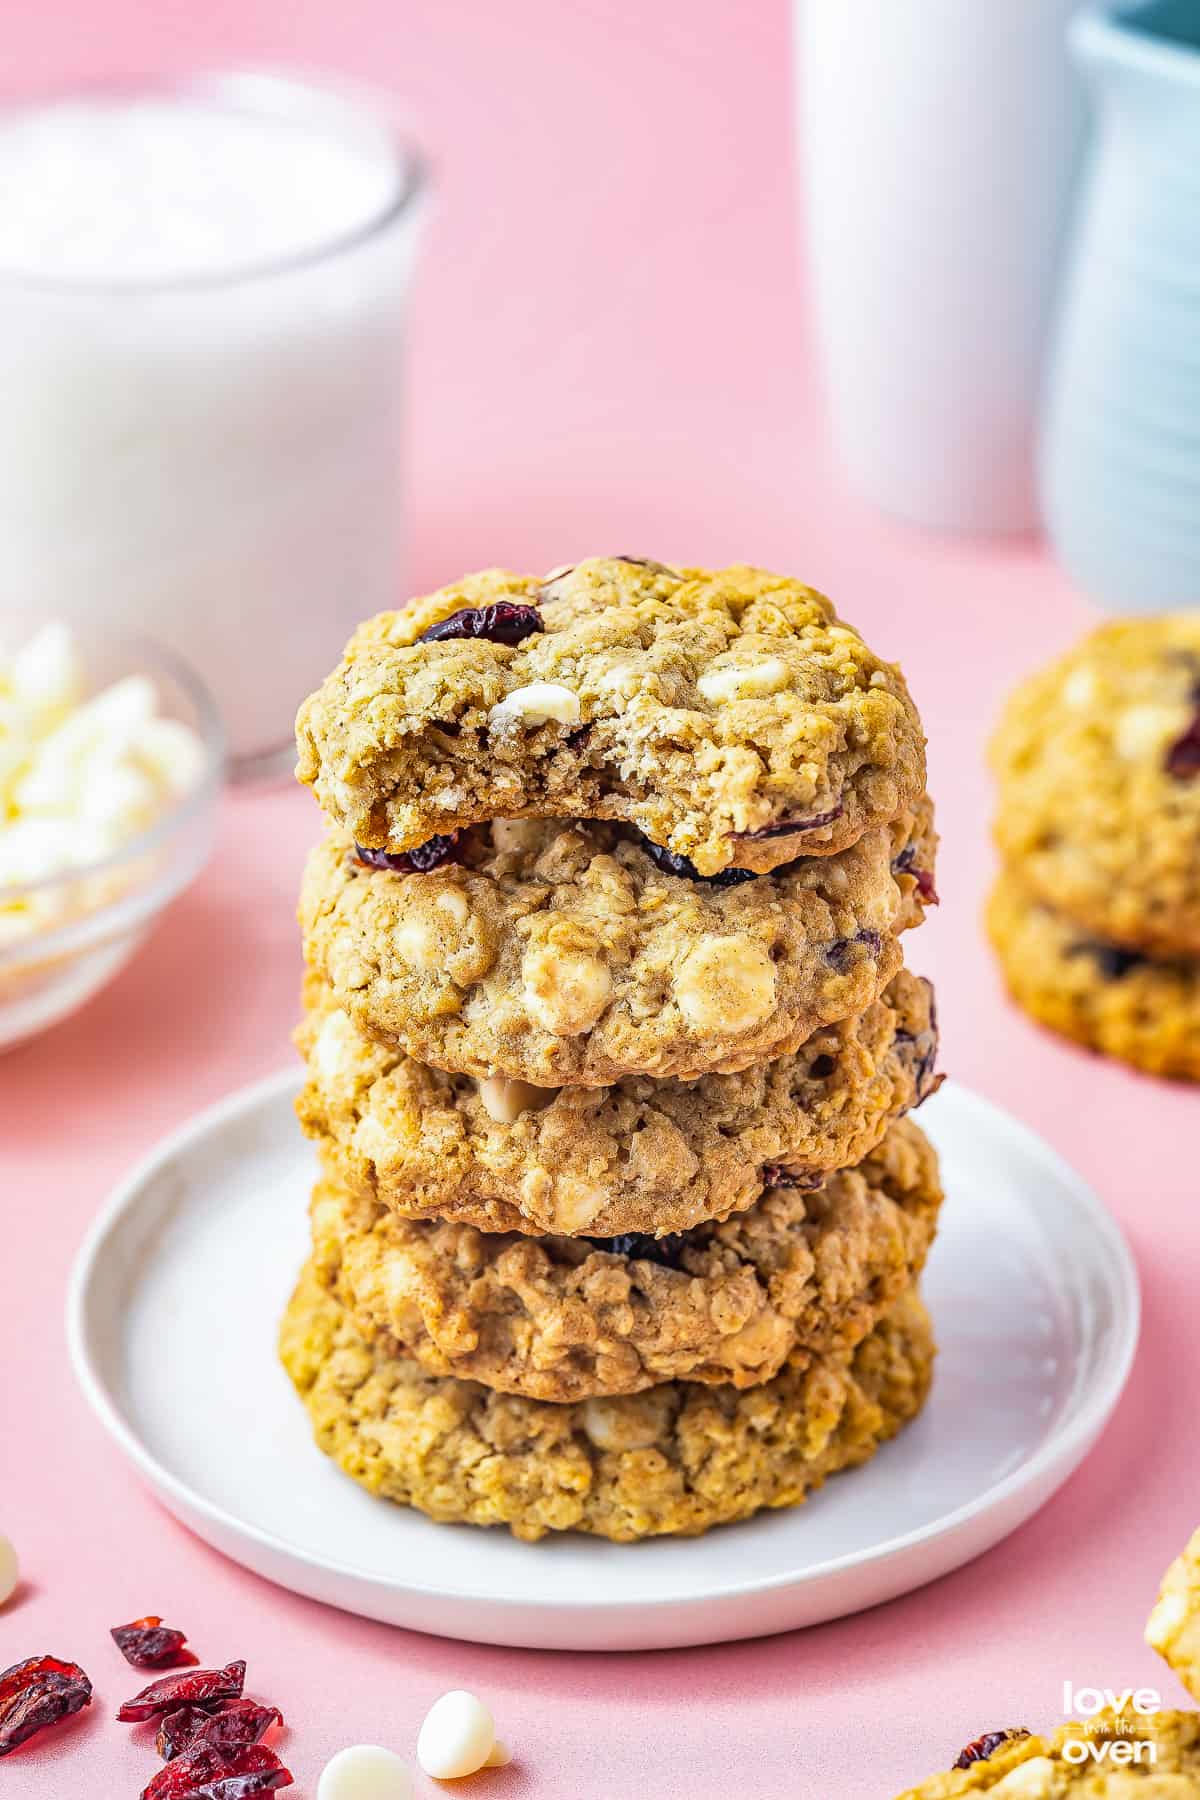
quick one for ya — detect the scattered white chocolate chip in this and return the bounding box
[0,1534,18,1606]
[317,1744,414,1800]
[673,936,777,1033]
[416,1690,500,1780]
[490,681,580,728]
[478,1073,558,1124]
[697,658,791,703]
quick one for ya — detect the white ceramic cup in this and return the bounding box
[796,0,1087,532]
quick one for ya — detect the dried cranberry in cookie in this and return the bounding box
[296,559,926,876]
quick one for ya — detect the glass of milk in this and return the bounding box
[0,73,426,777]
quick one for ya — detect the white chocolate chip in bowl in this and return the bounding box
[697,657,791,703]
[489,681,580,729]
[0,1534,18,1606]
[417,1690,506,1780]
[317,1744,414,1800]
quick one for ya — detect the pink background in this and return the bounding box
[3,3,1197,1795]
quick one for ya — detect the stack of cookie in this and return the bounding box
[282,557,943,1542]
[989,616,1200,1082]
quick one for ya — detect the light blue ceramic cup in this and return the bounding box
[1041,0,1200,609]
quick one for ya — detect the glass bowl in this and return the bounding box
[0,630,225,1049]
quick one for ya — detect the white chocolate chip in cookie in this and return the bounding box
[581,1394,668,1452]
[698,658,791,703]
[314,1008,358,1082]
[1114,702,1188,761]
[394,896,493,986]
[394,915,444,974]
[522,943,612,1035]
[477,1074,558,1124]
[989,1760,1058,1798]
[1062,666,1098,710]
[490,681,580,728]
[673,936,776,1033]
[548,1177,609,1232]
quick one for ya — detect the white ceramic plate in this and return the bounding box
[67,1074,1139,1652]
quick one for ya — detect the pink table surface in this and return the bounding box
[3,3,1198,1796]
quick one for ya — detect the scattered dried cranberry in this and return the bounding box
[826,928,883,972]
[112,1616,196,1670]
[637,834,759,888]
[0,1655,92,1757]
[1065,939,1146,981]
[954,1729,1031,1770]
[586,1230,695,1269]
[761,1167,826,1191]
[1165,711,1200,779]
[144,1742,291,1799]
[892,844,940,904]
[733,804,844,843]
[119,1660,246,1724]
[354,834,459,874]
[419,603,544,647]
[158,1700,283,1762]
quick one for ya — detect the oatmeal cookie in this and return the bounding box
[1148,1528,1200,1703]
[307,1117,942,1401]
[893,1709,1200,1796]
[987,871,1200,1082]
[279,1262,934,1542]
[298,968,940,1238]
[295,558,926,876]
[992,616,1200,956]
[299,802,936,1087]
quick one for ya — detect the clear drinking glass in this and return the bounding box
[0,73,426,778]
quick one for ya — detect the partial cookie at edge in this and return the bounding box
[987,870,1200,1082]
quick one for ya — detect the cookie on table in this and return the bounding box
[1148,1527,1200,1702]
[297,965,940,1239]
[308,1117,943,1402]
[299,800,937,1088]
[893,1710,1200,1796]
[987,872,1200,1082]
[279,1262,934,1543]
[295,557,927,877]
[992,615,1200,957]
